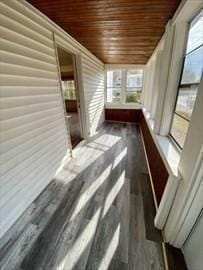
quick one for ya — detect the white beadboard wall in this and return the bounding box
[0,0,105,238]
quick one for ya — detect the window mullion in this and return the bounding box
[121,70,127,104]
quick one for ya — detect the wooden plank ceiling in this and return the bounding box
[28,0,181,64]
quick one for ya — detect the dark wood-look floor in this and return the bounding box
[0,122,164,270]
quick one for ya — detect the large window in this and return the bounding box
[106,69,143,104]
[170,11,203,148]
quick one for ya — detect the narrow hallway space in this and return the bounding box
[0,122,164,270]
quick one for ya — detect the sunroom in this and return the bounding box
[0,1,203,269]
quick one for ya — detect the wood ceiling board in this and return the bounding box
[28,0,181,64]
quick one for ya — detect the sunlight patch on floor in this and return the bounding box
[55,133,121,184]
[57,208,101,270]
[70,164,112,222]
[98,224,121,270]
[112,147,127,169]
[102,171,125,218]
[73,134,121,169]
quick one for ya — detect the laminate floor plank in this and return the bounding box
[128,194,146,270]
[128,194,164,270]
[113,178,130,264]
[108,259,128,270]
[86,206,120,270]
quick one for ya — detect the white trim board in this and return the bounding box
[141,110,182,234]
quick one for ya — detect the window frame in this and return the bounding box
[169,10,203,149]
[125,69,144,104]
[105,66,144,105]
[106,69,123,104]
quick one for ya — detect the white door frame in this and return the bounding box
[53,34,88,144]
[72,52,88,139]
[53,33,73,155]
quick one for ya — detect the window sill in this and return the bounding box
[142,110,155,130]
[156,135,180,176]
[105,103,143,109]
[142,110,181,178]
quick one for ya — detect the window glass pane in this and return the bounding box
[62,80,76,100]
[126,70,143,103]
[107,70,122,87]
[126,69,143,89]
[107,88,121,103]
[126,92,141,103]
[175,85,198,120]
[170,114,189,148]
[181,46,203,84]
[186,10,203,53]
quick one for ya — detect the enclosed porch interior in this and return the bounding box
[0,0,203,270]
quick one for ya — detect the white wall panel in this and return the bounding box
[0,0,105,239]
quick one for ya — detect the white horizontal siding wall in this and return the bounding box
[0,0,105,238]
[82,54,105,135]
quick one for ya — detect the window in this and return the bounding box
[170,11,203,148]
[62,80,76,100]
[126,70,143,103]
[106,70,122,103]
[106,69,143,104]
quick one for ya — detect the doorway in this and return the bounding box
[57,47,83,148]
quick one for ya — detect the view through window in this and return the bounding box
[170,10,203,148]
[106,70,122,103]
[126,70,143,103]
[62,80,76,100]
[106,69,143,104]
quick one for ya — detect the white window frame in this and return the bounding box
[169,9,203,149]
[159,2,203,137]
[141,2,203,243]
[105,64,145,108]
[154,2,203,249]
